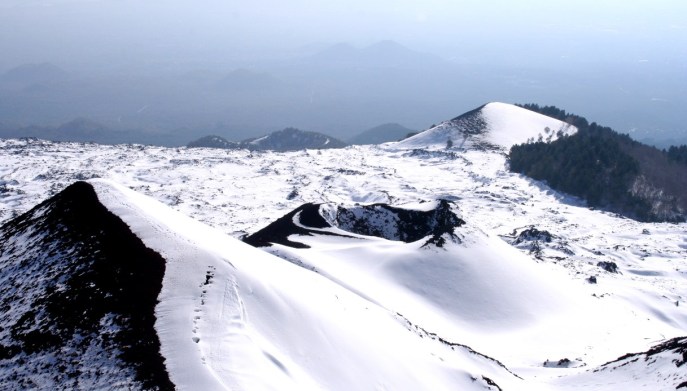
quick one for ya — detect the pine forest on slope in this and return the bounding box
[509,104,687,222]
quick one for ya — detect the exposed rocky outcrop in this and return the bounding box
[0,182,172,390]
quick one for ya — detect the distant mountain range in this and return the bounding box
[187,135,239,149]
[1,118,412,150]
[2,40,687,148]
[188,127,346,151]
[189,123,416,150]
[0,118,203,146]
[0,118,129,144]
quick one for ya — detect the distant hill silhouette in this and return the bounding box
[188,127,346,152]
[0,118,112,143]
[187,135,239,149]
[348,123,415,145]
[0,118,205,146]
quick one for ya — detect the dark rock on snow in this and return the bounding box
[243,203,335,249]
[244,199,465,248]
[597,261,619,274]
[0,182,173,390]
[329,200,464,243]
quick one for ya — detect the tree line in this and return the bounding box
[509,104,687,222]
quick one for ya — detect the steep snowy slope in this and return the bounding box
[245,200,687,381]
[21,181,522,390]
[394,102,576,150]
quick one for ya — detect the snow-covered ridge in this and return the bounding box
[89,179,525,390]
[393,102,577,150]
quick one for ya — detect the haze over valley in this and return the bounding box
[0,0,685,146]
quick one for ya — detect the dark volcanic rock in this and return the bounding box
[503,226,575,260]
[245,199,466,248]
[602,336,687,368]
[597,261,619,274]
[243,203,334,249]
[447,104,488,136]
[514,227,553,244]
[0,182,173,390]
[330,200,465,243]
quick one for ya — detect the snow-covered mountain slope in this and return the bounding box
[556,336,687,390]
[0,98,685,390]
[0,180,528,390]
[1,179,684,390]
[245,127,346,151]
[244,199,465,247]
[393,102,577,150]
[244,199,687,387]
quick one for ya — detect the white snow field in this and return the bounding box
[92,180,523,391]
[0,102,685,389]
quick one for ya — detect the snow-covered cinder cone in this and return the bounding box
[392,102,577,150]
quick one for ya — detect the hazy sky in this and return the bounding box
[0,0,685,143]
[1,0,685,69]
